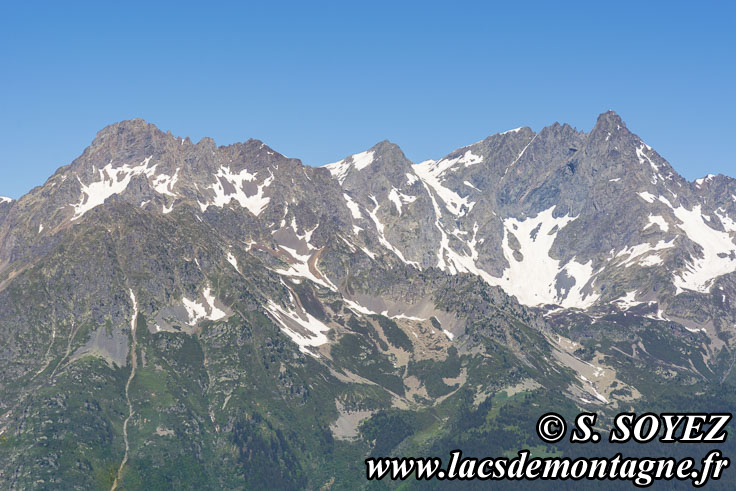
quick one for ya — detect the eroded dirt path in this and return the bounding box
[111,290,139,491]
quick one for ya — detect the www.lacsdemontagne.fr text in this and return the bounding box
[365,449,728,487]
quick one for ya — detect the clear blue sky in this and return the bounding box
[1,1,734,199]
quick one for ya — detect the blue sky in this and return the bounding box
[1,0,734,198]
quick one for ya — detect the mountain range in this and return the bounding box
[1,111,735,489]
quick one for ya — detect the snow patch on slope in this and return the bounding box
[198,166,273,216]
[417,150,483,179]
[343,299,377,316]
[558,259,598,307]
[640,255,664,267]
[497,207,598,308]
[614,240,674,268]
[277,246,338,290]
[227,252,239,271]
[366,196,419,267]
[638,191,657,204]
[129,290,138,331]
[615,290,643,309]
[503,133,537,176]
[72,157,156,220]
[387,187,417,216]
[183,287,227,325]
[265,300,330,355]
[501,127,522,135]
[672,204,736,293]
[716,209,736,232]
[644,215,669,233]
[421,187,596,308]
[419,182,484,278]
[695,174,715,187]
[323,150,375,184]
[414,160,475,217]
[636,144,666,184]
[343,193,362,219]
[151,167,180,197]
[291,217,318,245]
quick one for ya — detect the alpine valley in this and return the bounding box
[1,111,735,489]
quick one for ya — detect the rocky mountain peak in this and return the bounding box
[370,139,399,151]
[592,109,626,131]
[90,118,167,148]
[195,136,217,151]
[322,140,414,190]
[70,118,176,176]
[587,110,632,146]
[366,140,412,170]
